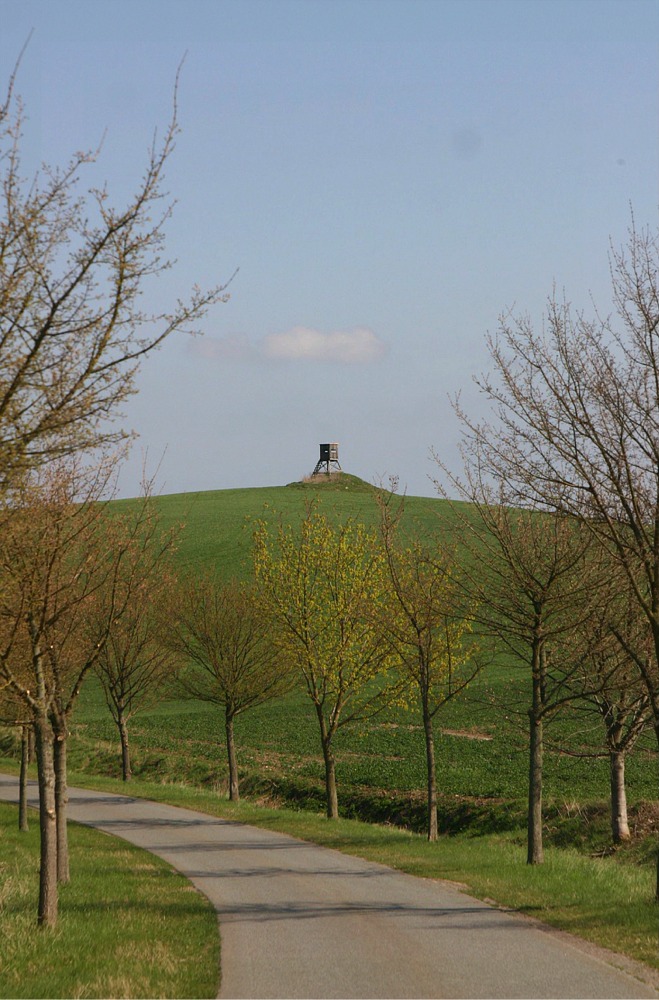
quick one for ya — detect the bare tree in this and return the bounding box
[94,605,178,783]
[376,491,479,841]
[591,662,651,843]
[0,55,229,485]
[0,475,69,925]
[576,583,652,843]
[0,461,170,922]
[0,47,231,926]
[91,510,179,782]
[455,219,659,892]
[435,461,614,863]
[161,575,293,801]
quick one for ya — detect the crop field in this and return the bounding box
[68,660,658,843]
[6,474,659,853]
[110,472,450,576]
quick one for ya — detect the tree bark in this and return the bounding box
[118,710,132,782]
[34,715,58,927]
[609,750,630,843]
[527,706,544,864]
[323,742,339,820]
[19,724,30,832]
[314,706,339,819]
[423,699,438,841]
[653,716,659,902]
[225,710,239,801]
[313,703,339,819]
[527,638,544,865]
[53,722,70,884]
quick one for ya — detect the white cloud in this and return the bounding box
[188,326,387,366]
[262,326,387,364]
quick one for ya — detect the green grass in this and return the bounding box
[101,478,658,812]
[68,660,658,837]
[0,802,219,999]
[2,478,659,990]
[111,474,450,577]
[8,767,657,974]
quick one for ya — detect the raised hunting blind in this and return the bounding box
[312,442,341,476]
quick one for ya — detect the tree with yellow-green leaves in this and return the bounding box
[376,493,479,841]
[253,505,398,819]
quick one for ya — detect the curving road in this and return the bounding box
[1,774,657,999]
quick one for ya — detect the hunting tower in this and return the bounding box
[312,443,341,476]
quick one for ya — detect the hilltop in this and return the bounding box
[113,474,447,577]
[285,472,381,493]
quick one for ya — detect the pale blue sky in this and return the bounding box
[2,0,658,497]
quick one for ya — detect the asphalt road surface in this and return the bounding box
[1,773,657,999]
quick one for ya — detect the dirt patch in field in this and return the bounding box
[441,728,493,741]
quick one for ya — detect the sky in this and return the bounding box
[2,0,658,499]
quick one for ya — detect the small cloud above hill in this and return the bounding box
[189,326,387,365]
[263,326,387,364]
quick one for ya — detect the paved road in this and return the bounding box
[1,774,657,999]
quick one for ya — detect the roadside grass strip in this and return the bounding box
[0,802,218,999]
[25,769,659,975]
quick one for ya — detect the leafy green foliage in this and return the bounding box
[68,479,659,827]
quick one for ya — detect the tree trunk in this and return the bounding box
[34,715,58,927]
[423,700,438,842]
[19,725,30,832]
[527,707,544,864]
[323,742,339,819]
[609,750,630,843]
[314,704,339,819]
[652,715,659,902]
[527,639,544,865]
[225,710,239,801]
[118,710,132,782]
[53,722,70,884]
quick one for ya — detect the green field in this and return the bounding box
[67,477,659,843]
[112,472,448,576]
[3,474,659,991]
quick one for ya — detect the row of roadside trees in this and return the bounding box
[6,454,653,923]
[0,51,229,928]
[0,478,480,926]
[3,41,659,924]
[153,487,652,869]
[436,218,659,895]
[251,489,655,863]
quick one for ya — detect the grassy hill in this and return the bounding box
[64,473,658,849]
[111,472,449,576]
[5,473,659,987]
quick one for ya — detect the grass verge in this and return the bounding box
[0,800,219,999]
[9,762,657,976]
